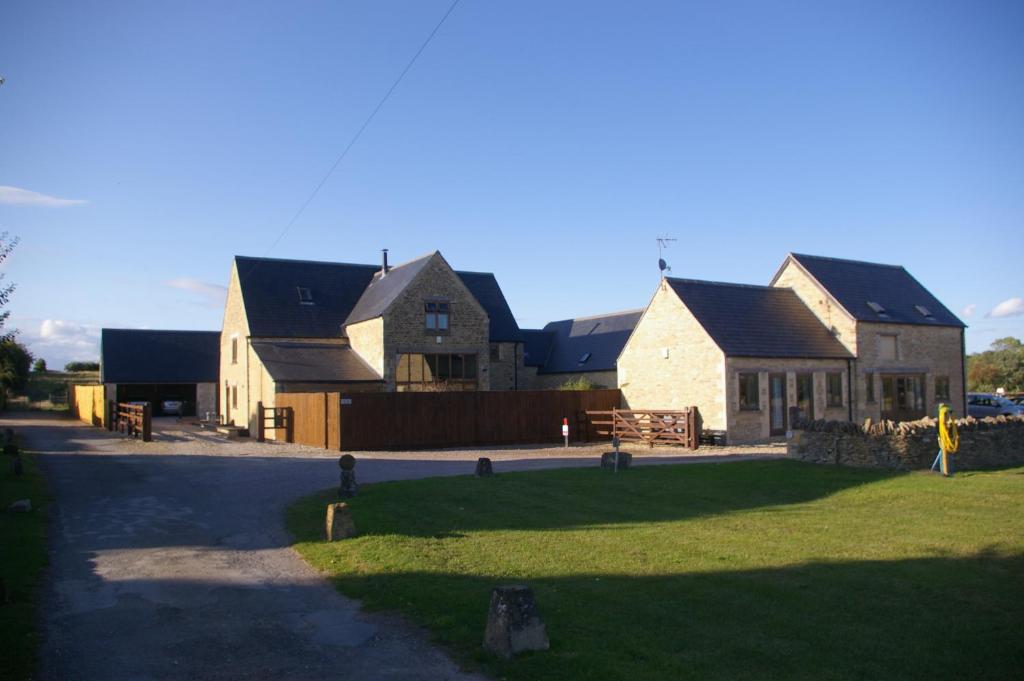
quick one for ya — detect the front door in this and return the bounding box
[796,373,814,423]
[769,373,788,436]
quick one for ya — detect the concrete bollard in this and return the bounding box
[600,451,632,470]
[325,502,357,541]
[474,457,493,477]
[338,454,358,498]
[483,585,549,658]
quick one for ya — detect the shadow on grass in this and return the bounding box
[315,551,1024,681]
[292,459,902,538]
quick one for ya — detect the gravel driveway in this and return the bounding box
[10,413,781,680]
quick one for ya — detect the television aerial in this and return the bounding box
[656,235,677,278]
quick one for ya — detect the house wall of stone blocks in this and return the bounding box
[618,282,728,431]
[725,357,850,442]
[376,254,492,392]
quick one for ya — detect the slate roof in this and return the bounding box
[521,329,555,368]
[345,254,434,327]
[525,310,642,374]
[101,329,220,384]
[666,278,852,359]
[235,256,378,338]
[235,255,522,342]
[251,342,381,383]
[780,253,965,327]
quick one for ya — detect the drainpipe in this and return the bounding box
[847,358,854,423]
[514,341,519,390]
[960,328,967,414]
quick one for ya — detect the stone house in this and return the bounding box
[520,310,641,389]
[619,254,965,443]
[770,253,966,424]
[220,250,525,432]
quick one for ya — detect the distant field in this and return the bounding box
[9,371,99,411]
[289,460,1024,681]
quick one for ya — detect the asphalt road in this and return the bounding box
[10,413,780,681]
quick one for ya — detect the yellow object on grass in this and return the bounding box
[938,403,959,455]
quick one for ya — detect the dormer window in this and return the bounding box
[578,352,592,364]
[297,287,314,305]
[425,301,450,333]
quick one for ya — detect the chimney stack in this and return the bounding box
[381,248,389,277]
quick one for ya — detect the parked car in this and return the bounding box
[161,399,184,416]
[1010,395,1024,407]
[966,393,1024,418]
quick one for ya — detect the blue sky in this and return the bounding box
[2,0,1022,367]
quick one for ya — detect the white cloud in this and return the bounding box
[21,319,101,369]
[166,278,227,308]
[0,185,87,207]
[987,297,1024,319]
[962,304,976,318]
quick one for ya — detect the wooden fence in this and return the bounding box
[586,408,702,449]
[275,389,621,450]
[109,402,152,442]
[71,384,106,427]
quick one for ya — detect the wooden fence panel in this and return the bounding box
[336,389,621,451]
[71,384,106,427]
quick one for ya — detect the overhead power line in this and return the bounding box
[260,0,462,257]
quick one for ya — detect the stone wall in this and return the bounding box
[220,262,249,428]
[788,415,1024,471]
[772,258,858,354]
[488,341,524,391]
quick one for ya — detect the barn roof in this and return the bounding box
[235,255,521,342]
[251,342,381,383]
[523,309,642,374]
[777,253,965,328]
[666,278,852,359]
[101,329,220,384]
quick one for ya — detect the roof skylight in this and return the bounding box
[578,352,592,364]
[297,287,314,304]
[866,301,886,314]
[915,305,933,318]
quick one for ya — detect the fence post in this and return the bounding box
[107,400,115,431]
[286,407,295,444]
[256,401,264,442]
[142,403,152,442]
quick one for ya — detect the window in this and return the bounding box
[490,344,501,362]
[231,386,237,409]
[915,305,933,319]
[796,373,814,421]
[297,287,313,304]
[879,334,898,361]
[935,376,950,403]
[396,353,478,391]
[738,373,759,410]
[425,301,450,333]
[578,352,592,364]
[826,372,843,407]
[865,372,875,403]
[231,337,238,365]
[881,374,925,417]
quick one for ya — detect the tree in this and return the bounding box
[0,339,33,392]
[967,337,1024,392]
[32,358,47,373]
[0,232,20,341]
[64,361,100,372]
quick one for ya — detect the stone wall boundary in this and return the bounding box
[788,414,1024,471]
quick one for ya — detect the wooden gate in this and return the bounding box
[585,408,701,449]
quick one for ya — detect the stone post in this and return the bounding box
[483,585,549,658]
[474,457,493,477]
[338,454,357,498]
[325,502,356,541]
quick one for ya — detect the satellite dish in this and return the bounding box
[658,258,667,272]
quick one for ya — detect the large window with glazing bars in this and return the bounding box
[396,353,477,391]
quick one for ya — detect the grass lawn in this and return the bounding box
[288,460,1024,681]
[0,434,50,680]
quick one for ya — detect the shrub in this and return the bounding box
[32,358,47,373]
[64,361,99,372]
[559,376,598,391]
